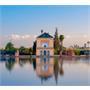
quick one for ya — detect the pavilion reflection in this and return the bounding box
[36,57,64,85]
[2,56,64,85]
[36,57,54,84]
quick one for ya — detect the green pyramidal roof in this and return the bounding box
[37,32,53,38]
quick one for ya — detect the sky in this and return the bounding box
[0,5,90,48]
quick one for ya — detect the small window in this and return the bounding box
[47,51,50,56]
[44,45,46,48]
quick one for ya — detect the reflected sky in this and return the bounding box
[0,56,90,86]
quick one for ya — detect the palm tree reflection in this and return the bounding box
[54,57,64,85]
[59,57,64,76]
[54,57,59,85]
[36,57,64,85]
[4,56,64,85]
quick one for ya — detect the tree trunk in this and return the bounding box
[60,41,63,57]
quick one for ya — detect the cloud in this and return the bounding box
[0,34,37,48]
[0,34,90,48]
[11,34,20,40]
[83,35,88,38]
[11,34,32,40]
[65,35,71,39]
[34,35,37,38]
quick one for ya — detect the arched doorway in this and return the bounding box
[40,50,42,56]
[47,51,50,56]
[44,50,46,56]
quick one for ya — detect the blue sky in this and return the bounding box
[0,5,90,48]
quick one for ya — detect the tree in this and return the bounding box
[29,48,33,55]
[74,49,80,55]
[87,41,90,48]
[5,42,16,55]
[32,41,36,55]
[5,42,14,51]
[19,46,33,55]
[84,43,87,48]
[19,46,25,54]
[59,35,64,56]
[54,28,60,54]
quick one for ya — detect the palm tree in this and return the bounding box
[84,43,87,48]
[87,41,90,48]
[59,35,64,56]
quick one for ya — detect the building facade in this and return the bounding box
[36,32,54,56]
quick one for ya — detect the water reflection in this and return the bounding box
[36,57,54,84]
[59,57,64,76]
[54,57,64,85]
[5,57,15,71]
[0,56,65,85]
[32,58,36,71]
[0,56,90,85]
[54,57,59,84]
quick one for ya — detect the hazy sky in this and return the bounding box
[0,5,90,48]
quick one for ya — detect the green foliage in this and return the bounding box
[19,46,33,55]
[19,46,25,53]
[29,48,33,55]
[5,42,16,52]
[59,35,64,42]
[4,42,33,55]
[54,49,59,55]
[54,29,65,55]
[54,28,60,54]
[74,49,81,55]
[59,35,65,56]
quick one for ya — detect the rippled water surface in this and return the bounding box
[0,56,90,86]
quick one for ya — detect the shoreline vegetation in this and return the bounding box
[0,29,90,58]
[0,54,90,66]
[0,55,90,59]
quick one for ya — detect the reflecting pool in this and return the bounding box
[0,56,90,86]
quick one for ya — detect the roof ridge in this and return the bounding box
[37,32,53,38]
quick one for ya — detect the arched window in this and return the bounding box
[40,50,42,56]
[42,42,48,48]
[47,51,50,56]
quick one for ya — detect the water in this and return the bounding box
[0,56,90,86]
